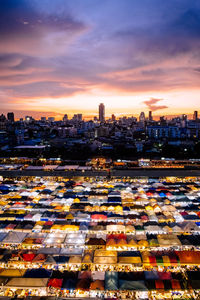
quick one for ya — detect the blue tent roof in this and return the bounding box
[62,278,77,290]
[24,268,52,278]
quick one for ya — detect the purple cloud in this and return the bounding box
[143,98,168,111]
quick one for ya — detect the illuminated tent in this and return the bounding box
[117,239,127,247]
[144,271,159,280]
[76,278,91,291]
[68,256,82,264]
[155,279,164,289]
[0,269,25,277]
[91,214,107,221]
[78,271,91,279]
[24,268,51,278]
[82,252,93,263]
[118,251,142,265]
[106,238,116,247]
[125,225,135,233]
[105,272,118,291]
[90,280,104,290]
[157,234,181,247]
[138,240,149,248]
[32,253,46,263]
[6,278,49,289]
[60,247,83,256]
[177,251,200,265]
[149,239,159,247]
[92,271,105,281]
[127,238,138,247]
[106,224,125,232]
[48,278,63,289]
[118,256,142,264]
[62,278,77,290]
[44,233,66,245]
[2,231,27,244]
[94,250,117,257]
[94,256,117,264]
[158,272,171,280]
[171,279,181,290]
[22,252,36,262]
[119,280,147,291]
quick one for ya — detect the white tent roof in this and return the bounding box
[43,165,58,170]
[3,231,27,244]
[26,166,43,170]
[92,271,105,281]
[60,247,83,255]
[6,278,48,288]
[57,165,79,170]
[106,224,125,231]
[37,247,60,255]
[44,233,66,244]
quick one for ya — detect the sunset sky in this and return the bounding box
[1,0,200,119]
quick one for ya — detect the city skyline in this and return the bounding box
[1,0,200,117]
[1,105,200,121]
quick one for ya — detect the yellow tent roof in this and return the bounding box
[118,256,141,264]
[0,269,25,277]
[138,240,149,247]
[65,213,74,220]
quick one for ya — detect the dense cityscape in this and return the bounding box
[1,104,200,161]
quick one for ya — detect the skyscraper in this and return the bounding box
[148,111,153,121]
[193,111,198,121]
[7,112,14,122]
[41,117,46,122]
[63,114,68,122]
[77,114,82,122]
[111,114,116,121]
[139,112,145,122]
[0,114,6,130]
[99,103,105,122]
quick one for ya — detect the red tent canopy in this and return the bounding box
[171,279,181,290]
[155,280,164,289]
[48,278,63,289]
[22,253,36,262]
[149,256,157,267]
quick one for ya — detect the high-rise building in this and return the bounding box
[111,114,116,121]
[72,114,82,121]
[77,114,82,122]
[7,112,14,123]
[182,114,187,121]
[41,117,46,122]
[193,111,198,121]
[48,117,55,122]
[0,114,6,130]
[139,112,145,122]
[63,114,68,122]
[99,103,105,122]
[148,111,153,121]
[73,114,77,121]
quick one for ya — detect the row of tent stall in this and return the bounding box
[0,270,200,291]
[1,177,200,297]
[0,247,200,267]
[0,230,200,250]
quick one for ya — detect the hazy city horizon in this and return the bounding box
[0,108,197,121]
